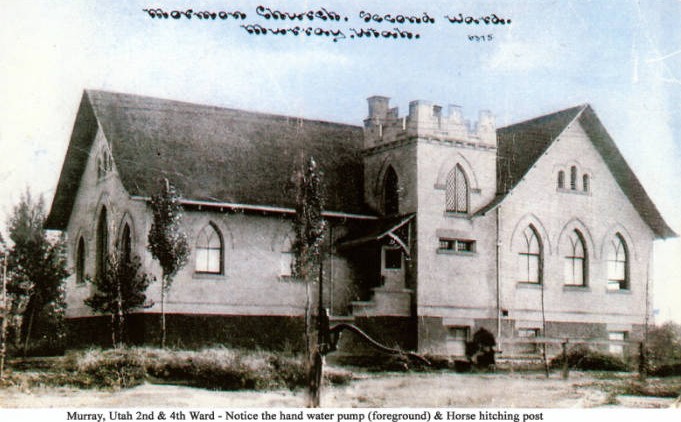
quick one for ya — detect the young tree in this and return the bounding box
[6,189,69,356]
[291,156,326,408]
[85,253,154,347]
[147,179,189,348]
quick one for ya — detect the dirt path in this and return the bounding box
[0,372,676,408]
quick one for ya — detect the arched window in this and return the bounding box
[518,225,542,284]
[76,237,86,285]
[196,223,223,274]
[446,164,469,214]
[557,171,565,189]
[120,223,132,264]
[608,234,629,290]
[570,166,577,190]
[564,230,587,286]
[95,207,108,281]
[582,174,589,192]
[383,166,399,215]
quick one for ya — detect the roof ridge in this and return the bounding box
[85,89,361,129]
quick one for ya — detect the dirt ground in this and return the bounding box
[1,370,678,408]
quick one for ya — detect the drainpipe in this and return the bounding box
[496,206,502,348]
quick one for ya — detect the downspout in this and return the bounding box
[496,206,502,348]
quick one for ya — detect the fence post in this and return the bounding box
[561,339,569,380]
[638,341,647,381]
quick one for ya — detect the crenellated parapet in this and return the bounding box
[364,96,496,149]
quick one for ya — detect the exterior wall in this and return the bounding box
[497,121,655,346]
[64,128,149,318]
[362,142,418,215]
[63,130,360,324]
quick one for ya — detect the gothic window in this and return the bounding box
[582,174,589,192]
[446,164,469,214]
[564,230,587,286]
[557,170,565,189]
[76,237,86,285]
[196,223,223,274]
[97,147,113,180]
[120,223,132,264]
[383,166,399,215]
[570,166,577,190]
[607,234,629,290]
[95,207,108,281]
[518,225,542,284]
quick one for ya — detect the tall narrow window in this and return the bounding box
[557,171,565,189]
[518,225,542,283]
[608,234,629,290]
[446,164,469,213]
[564,230,587,286]
[120,223,132,264]
[582,174,589,192]
[570,166,577,190]
[196,223,223,274]
[383,166,399,215]
[76,237,86,285]
[95,207,108,281]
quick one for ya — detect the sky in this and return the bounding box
[1,0,680,322]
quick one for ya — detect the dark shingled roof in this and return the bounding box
[45,90,369,229]
[491,104,675,239]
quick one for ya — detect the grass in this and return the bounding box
[0,347,353,391]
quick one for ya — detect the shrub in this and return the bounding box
[550,345,629,372]
[66,348,147,389]
[647,322,681,376]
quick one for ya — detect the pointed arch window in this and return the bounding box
[383,166,399,215]
[608,234,629,290]
[120,223,132,264]
[95,207,108,281]
[76,237,86,285]
[564,230,587,286]
[518,225,542,284]
[196,223,223,274]
[446,164,469,214]
[557,170,565,189]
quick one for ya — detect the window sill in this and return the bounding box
[606,288,632,294]
[437,249,476,256]
[193,272,225,280]
[443,211,471,219]
[516,282,542,289]
[563,285,590,292]
[556,188,590,196]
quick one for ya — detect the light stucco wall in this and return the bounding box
[498,121,655,337]
[64,129,359,320]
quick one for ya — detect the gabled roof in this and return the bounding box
[489,104,675,239]
[45,90,370,229]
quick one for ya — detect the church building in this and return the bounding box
[45,90,675,357]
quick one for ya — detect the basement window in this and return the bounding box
[439,238,476,253]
